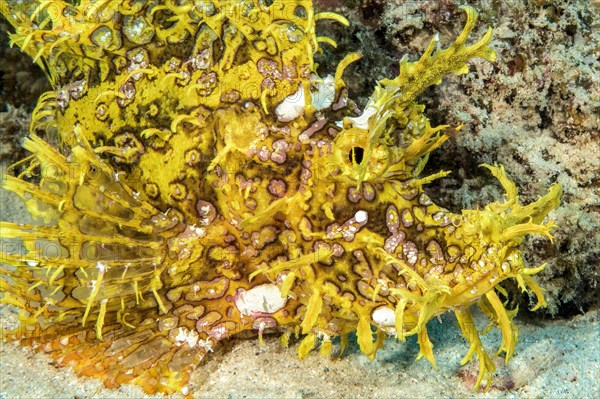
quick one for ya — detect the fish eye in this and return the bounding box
[334,127,390,181]
[349,146,364,165]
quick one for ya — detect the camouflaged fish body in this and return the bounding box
[0,1,561,394]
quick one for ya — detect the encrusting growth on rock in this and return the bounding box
[0,0,561,395]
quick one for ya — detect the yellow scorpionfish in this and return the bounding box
[0,0,561,395]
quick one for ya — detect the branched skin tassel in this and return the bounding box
[0,1,562,395]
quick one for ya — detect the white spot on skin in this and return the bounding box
[197,338,214,352]
[311,74,336,111]
[372,306,396,327]
[275,84,305,122]
[96,261,109,273]
[234,284,287,317]
[384,231,405,254]
[402,241,419,266]
[336,99,377,129]
[419,193,432,206]
[209,324,229,340]
[174,327,199,348]
[355,210,368,224]
[180,225,206,239]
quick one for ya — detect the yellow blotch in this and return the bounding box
[301,289,322,334]
[298,333,317,359]
[356,317,376,359]
[319,336,332,356]
[416,327,438,369]
[280,272,296,298]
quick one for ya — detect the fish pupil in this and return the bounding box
[349,146,365,165]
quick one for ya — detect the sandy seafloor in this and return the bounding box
[1,184,599,399]
[1,298,599,399]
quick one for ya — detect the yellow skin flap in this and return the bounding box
[0,1,561,395]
